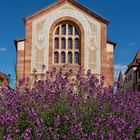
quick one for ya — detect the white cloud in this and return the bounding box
[0,48,7,51]
[114,64,127,81]
[129,42,136,46]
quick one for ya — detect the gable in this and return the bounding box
[125,50,140,74]
[132,50,140,65]
[24,0,109,25]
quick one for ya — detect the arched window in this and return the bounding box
[68,52,72,64]
[68,38,72,49]
[53,22,80,65]
[75,52,79,64]
[62,38,66,49]
[55,26,59,35]
[55,38,59,49]
[75,27,79,35]
[62,24,66,35]
[54,52,59,63]
[75,38,79,49]
[68,25,73,35]
[61,52,66,63]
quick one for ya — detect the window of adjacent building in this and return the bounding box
[130,74,132,81]
[138,84,140,92]
[53,22,80,65]
[128,73,132,81]
[138,71,140,78]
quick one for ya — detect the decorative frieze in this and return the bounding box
[31,4,101,74]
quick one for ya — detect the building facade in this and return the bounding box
[0,72,9,88]
[15,0,116,86]
[125,50,140,92]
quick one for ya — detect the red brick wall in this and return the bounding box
[16,49,25,85]
[24,21,32,79]
[101,23,114,86]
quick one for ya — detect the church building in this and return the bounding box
[15,0,116,86]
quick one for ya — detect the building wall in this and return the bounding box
[0,72,9,88]
[16,2,114,86]
[134,69,140,92]
[30,4,101,74]
[125,67,136,92]
[16,41,25,85]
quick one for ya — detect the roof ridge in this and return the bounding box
[24,0,109,25]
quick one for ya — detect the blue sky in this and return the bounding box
[0,0,140,85]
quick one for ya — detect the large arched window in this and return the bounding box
[53,22,80,65]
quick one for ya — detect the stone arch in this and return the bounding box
[49,16,85,70]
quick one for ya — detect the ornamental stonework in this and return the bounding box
[32,4,101,74]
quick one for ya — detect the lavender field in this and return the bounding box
[0,67,140,140]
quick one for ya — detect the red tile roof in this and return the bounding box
[125,50,140,74]
[131,50,140,66]
[0,72,9,87]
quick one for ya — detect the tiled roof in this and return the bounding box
[131,50,140,66]
[125,50,140,74]
[0,72,8,80]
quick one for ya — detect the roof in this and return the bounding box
[125,50,140,74]
[0,72,8,80]
[24,0,110,25]
[14,38,25,51]
[107,39,117,48]
[131,50,140,66]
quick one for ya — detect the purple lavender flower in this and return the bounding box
[0,67,140,139]
[91,131,97,137]
[53,115,61,127]
[15,128,20,133]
